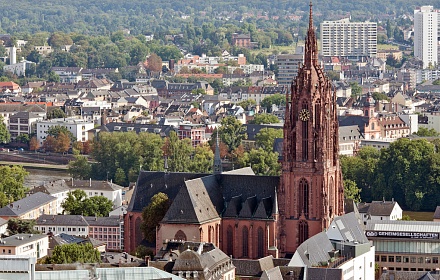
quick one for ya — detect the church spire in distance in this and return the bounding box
[213,129,222,174]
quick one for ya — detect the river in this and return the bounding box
[24,168,71,188]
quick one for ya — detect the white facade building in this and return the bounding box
[414,6,439,69]
[358,200,403,226]
[36,117,94,146]
[3,61,36,77]
[0,234,49,259]
[320,18,377,58]
[0,255,36,280]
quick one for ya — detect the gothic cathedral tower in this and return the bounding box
[278,2,344,256]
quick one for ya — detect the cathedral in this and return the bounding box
[124,3,344,259]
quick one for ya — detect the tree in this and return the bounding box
[343,179,361,202]
[7,218,39,235]
[0,116,10,143]
[47,108,67,119]
[163,131,194,172]
[255,128,283,152]
[189,144,214,173]
[349,82,362,98]
[47,125,75,142]
[146,53,162,72]
[46,243,100,264]
[260,93,286,112]
[54,132,71,153]
[218,116,247,152]
[372,92,389,101]
[250,113,280,124]
[43,135,57,152]
[414,127,440,137]
[141,192,170,243]
[47,71,60,82]
[61,189,113,216]
[16,133,30,144]
[114,167,126,186]
[68,155,92,179]
[238,148,280,176]
[0,165,29,202]
[237,99,256,109]
[135,245,154,259]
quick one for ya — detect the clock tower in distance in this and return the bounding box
[278,2,344,256]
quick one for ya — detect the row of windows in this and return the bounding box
[377,255,439,264]
[375,240,440,254]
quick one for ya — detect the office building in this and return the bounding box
[320,18,377,58]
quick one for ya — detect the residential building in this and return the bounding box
[36,117,94,146]
[0,81,20,93]
[34,45,53,56]
[320,18,377,58]
[51,67,83,83]
[0,192,57,220]
[3,61,36,77]
[0,234,49,259]
[65,179,123,208]
[367,220,440,273]
[414,6,439,69]
[177,123,206,147]
[232,33,252,48]
[377,114,410,139]
[8,111,44,140]
[276,51,303,86]
[35,214,124,251]
[357,200,403,225]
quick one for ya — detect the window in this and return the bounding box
[381,256,387,262]
[298,178,309,217]
[388,256,394,263]
[299,221,309,245]
[226,226,233,256]
[410,257,416,263]
[396,256,401,263]
[257,227,264,258]
[403,256,409,263]
[242,226,249,257]
[433,257,439,264]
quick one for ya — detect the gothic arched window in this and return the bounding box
[174,230,187,241]
[299,220,309,245]
[298,178,309,217]
[226,226,233,256]
[257,227,264,258]
[302,102,309,161]
[242,226,249,257]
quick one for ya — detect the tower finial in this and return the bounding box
[309,1,313,31]
[304,0,318,68]
[213,129,223,174]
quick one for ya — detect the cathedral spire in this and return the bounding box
[304,1,318,68]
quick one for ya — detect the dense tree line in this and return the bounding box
[341,138,440,211]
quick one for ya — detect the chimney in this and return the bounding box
[145,256,150,266]
[89,178,91,187]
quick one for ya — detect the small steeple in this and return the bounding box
[304,1,318,68]
[213,130,222,174]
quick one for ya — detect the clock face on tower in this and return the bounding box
[299,109,310,121]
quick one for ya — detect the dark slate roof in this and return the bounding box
[223,195,242,217]
[328,212,369,244]
[161,179,220,224]
[338,115,370,132]
[434,206,440,219]
[36,215,89,226]
[50,233,85,247]
[239,196,257,218]
[357,201,399,216]
[0,192,56,217]
[233,256,275,277]
[102,122,176,137]
[84,216,123,227]
[128,171,209,212]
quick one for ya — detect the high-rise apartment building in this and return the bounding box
[320,18,377,58]
[276,46,304,86]
[414,6,439,69]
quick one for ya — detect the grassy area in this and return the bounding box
[377,44,399,50]
[250,44,297,56]
[403,211,434,221]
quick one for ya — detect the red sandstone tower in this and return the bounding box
[278,2,344,256]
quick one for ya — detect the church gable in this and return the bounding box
[162,178,220,224]
[238,196,258,218]
[253,197,274,219]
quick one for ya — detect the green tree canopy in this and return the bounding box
[0,165,29,202]
[68,154,92,179]
[45,243,100,264]
[0,116,10,143]
[250,113,280,124]
[343,179,361,203]
[414,127,440,137]
[7,218,39,235]
[255,127,283,152]
[163,131,194,172]
[61,189,113,216]
[141,192,170,243]
[260,93,286,112]
[237,148,280,176]
[47,108,67,119]
[188,144,214,173]
[218,116,247,152]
